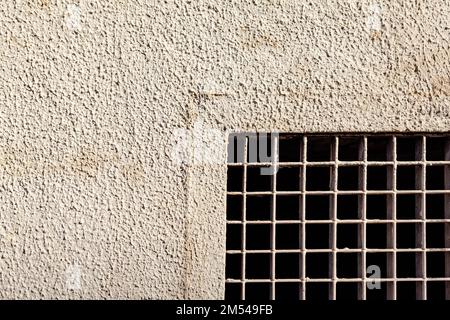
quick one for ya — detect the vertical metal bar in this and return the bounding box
[301,136,307,300]
[270,134,279,300]
[241,136,248,300]
[445,138,450,300]
[357,136,368,299]
[422,137,427,300]
[386,136,397,299]
[415,136,426,299]
[328,137,338,300]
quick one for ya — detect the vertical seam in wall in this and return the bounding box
[182,89,200,299]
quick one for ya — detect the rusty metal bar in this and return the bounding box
[416,136,426,299]
[357,136,367,299]
[329,137,338,299]
[386,137,397,299]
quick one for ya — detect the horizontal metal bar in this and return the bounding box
[226,248,450,254]
[226,278,450,283]
[228,161,450,167]
[227,190,450,195]
[227,219,450,224]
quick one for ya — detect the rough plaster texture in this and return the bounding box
[0,0,449,299]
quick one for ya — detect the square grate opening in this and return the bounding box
[225,133,450,300]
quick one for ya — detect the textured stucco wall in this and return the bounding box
[0,0,449,299]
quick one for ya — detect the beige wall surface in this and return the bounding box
[0,0,449,299]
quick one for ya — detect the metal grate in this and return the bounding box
[225,134,450,300]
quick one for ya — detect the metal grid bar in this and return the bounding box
[329,137,338,299]
[357,136,367,299]
[226,134,450,300]
[270,135,278,300]
[445,139,450,300]
[227,219,450,224]
[416,136,426,299]
[226,277,450,283]
[228,190,450,195]
[240,136,248,300]
[300,136,307,300]
[227,248,450,253]
[386,137,396,299]
[228,161,450,167]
